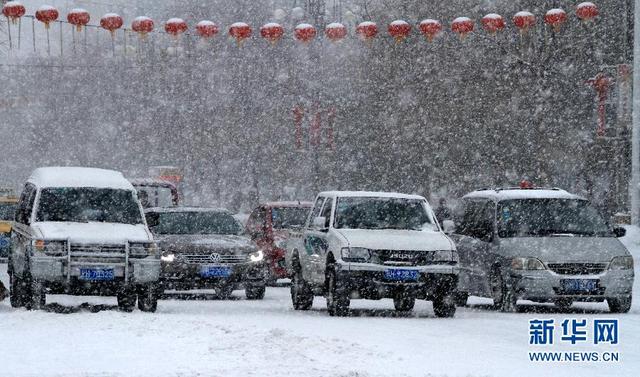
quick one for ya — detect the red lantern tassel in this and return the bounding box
[293,106,304,150]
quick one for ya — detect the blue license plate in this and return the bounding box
[384,269,419,282]
[0,237,9,248]
[201,266,232,278]
[79,268,114,281]
[561,279,598,293]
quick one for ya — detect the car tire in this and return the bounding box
[290,260,313,310]
[325,267,349,317]
[9,272,26,308]
[393,295,415,312]
[137,284,158,313]
[553,298,573,310]
[607,295,632,313]
[26,278,46,310]
[245,285,266,300]
[433,292,456,318]
[117,288,137,312]
[454,291,469,307]
[490,268,517,313]
[216,285,234,300]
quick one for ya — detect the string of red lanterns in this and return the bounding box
[3,2,601,47]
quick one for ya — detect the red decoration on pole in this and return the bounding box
[260,22,284,44]
[519,180,534,189]
[3,1,26,24]
[295,23,317,43]
[419,19,442,42]
[35,5,59,29]
[67,8,90,32]
[310,107,321,147]
[326,107,336,150]
[100,13,123,36]
[544,9,567,31]
[451,17,474,39]
[229,22,252,45]
[586,73,611,137]
[356,21,378,41]
[196,21,218,38]
[165,18,188,37]
[481,14,505,34]
[132,16,154,38]
[325,22,347,42]
[388,20,411,42]
[576,2,599,22]
[293,106,304,150]
[513,11,536,33]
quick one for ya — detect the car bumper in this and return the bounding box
[512,268,634,302]
[159,261,268,290]
[337,262,459,300]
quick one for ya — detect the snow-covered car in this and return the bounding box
[450,187,634,313]
[145,207,268,300]
[8,167,160,312]
[285,191,459,317]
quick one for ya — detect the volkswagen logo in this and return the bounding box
[209,253,222,263]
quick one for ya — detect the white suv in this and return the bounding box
[8,167,160,312]
[285,191,459,317]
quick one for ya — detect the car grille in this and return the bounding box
[547,263,608,275]
[180,253,248,265]
[69,244,126,258]
[374,250,430,266]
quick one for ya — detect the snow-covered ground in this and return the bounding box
[2,229,639,377]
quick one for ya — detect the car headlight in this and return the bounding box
[430,250,459,264]
[249,249,264,262]
[129,242,158,257]
[341,247,371,262]
[160,252,175,263]
[31,240,66,256]
[511,257,546,270]
[609,256,634,270]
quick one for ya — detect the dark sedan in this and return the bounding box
[145,207,268,299]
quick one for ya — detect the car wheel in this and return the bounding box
[0,281,8,302]
[553,298,573,310]
[245,285,266,300]
[433,292,456,318]
[117,287,136,312]
[216,284,234,300]
[26,278,46,310]
[607,295,632,313]
[490,267,517,313]
[137,284,158,313]
[454,291,469,307]
[9,272,26,308]
[325,267,349,317]
[290,260,313,310]
[393,295,415,312]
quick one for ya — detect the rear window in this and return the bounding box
[271,207,309,229]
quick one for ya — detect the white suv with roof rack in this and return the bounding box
[8,167,160,312]
[448,186,634,312]
[285,191,459,317]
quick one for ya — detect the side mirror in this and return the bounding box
[442,220,456,235]
[313,216,327,230]
[613,226,626,238]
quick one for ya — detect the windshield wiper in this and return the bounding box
[527,229,596,236]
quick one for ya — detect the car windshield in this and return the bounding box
[497,199,611,238]
[151,211,242,235]
[36,188,144,224]
[271,207,309,229]
[335,197,435,230]
[0,202,17,221]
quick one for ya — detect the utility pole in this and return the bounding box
[632,0,640,224]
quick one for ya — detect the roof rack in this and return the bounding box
[493,187,562,192]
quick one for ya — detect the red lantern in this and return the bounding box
[260,22,284,44]
[132,16,154,38]
[295,23,316,43]
[196,20,219,38]
[229,22,252,45]
[35,5,59,29]
[481,14,505,34]
[2,1,26,25]
[519,180,534,189]
[388,20,411,42]
[325,22,347,42]
[451,17,474,39]
[100,13,123,36]
[513,11,536,32]
[67,8,90,32]
[544,9,567,31]
[356,21,378,41]
[419,19,441,42]
[165,18,187,37]
[576,2,599,22]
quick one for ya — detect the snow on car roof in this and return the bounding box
[262,201,313,208]
[463,188,584,201]
[318,191,426,200]
[144,206,230,214]
[28,167,134,190]
[128,178,177,188]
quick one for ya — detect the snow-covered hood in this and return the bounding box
[497,237,630,263]
[154,234,257,254]
[335,229,454,251]
[32,221,152,244]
